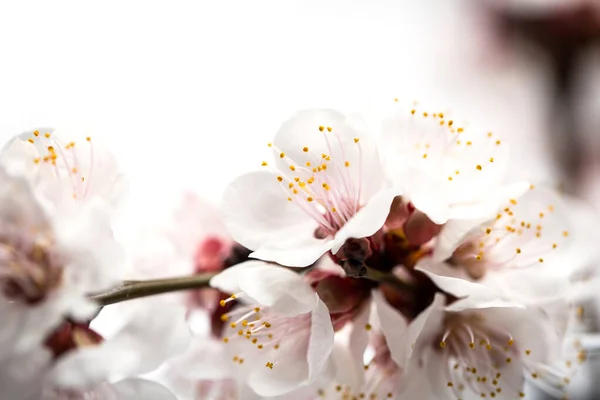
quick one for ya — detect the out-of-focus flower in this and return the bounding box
[1,128,125,208]
[382,102,529,225]
[386,273,568,399]
[222,109,399,267]
[43,299,190,397]
[0,162,123,361]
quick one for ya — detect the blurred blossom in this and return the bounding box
[2,1,600,399]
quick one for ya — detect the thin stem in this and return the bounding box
[89,273,215,306]
[362,265,414,292]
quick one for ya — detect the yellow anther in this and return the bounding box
[288,182,294,188]
[448,120,453,126]
[410,109,416,115]
[280,152,285,158]
[307,197,313,202]
[345,161,350,167]
[516,248,521,254]
[466,141,472,146]
[423,112,428,117]
[322,183,330,190]
[457,127,464,133]
[45,133,52,138]
[489,157,494,162]
[277,176,283,182]
[495,140,501,145]
[267,142,272,147]
[262,161,268,166]
[28,138,34,143]
[287,197,292,202]
[303,147,309,152]
[289,165,296,171]
[306,161,311,166]
[331,207,337,212]
[319,126,324,132]
[354,138,359,143]
[476,165,482,170]
[326,127,332,132]
[365,324,372,331]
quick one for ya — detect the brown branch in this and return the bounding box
[89,273,215,306]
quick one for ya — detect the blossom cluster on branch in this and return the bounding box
[0,104,598,400]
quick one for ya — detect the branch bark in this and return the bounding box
[89,273,215,306]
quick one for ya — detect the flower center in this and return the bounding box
[262,124,364,236]
[25,130,95,201]
[219,294,310,371]
[0,234,62,304]
[435,312,527,398]
[450,204,565,279]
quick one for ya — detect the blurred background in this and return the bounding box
[1,0,599,398]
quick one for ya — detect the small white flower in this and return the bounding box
[382,102,528,225]
[222,109,399,267]
[1,128,125,208]
[423,185,573,303]
[384,272,568,399]
[210,261,335,396]
[0,163,123,360]
[49,299,191,392]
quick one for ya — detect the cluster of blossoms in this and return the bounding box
[0,104,598,400]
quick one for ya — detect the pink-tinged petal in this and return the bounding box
[246,296,334,397]
[307,297,336,384]
[372,290,408,365]
[222,170,315,251]
[250,222,334,267]
[105,379,177,400]
[272,109,384,202]
[210,261,317,317]
[167,191,231,258]
[331,188,402,254]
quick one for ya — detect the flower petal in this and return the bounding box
[331,188,402,254]
[272,109,384,202]
[210,261,317,317]
[307,297,335,384]
[221,170,315,251]
[104,378,178,400]
[249,221,334,267]
[372,289,408,365]
[51,300,191,389]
